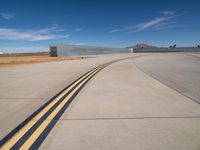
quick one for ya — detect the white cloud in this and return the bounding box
[110,11,181,33]
[0,25,70,41]
[0,13,16,20]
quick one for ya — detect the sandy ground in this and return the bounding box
[0,54,87,67]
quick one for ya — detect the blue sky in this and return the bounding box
[0,0,200,53]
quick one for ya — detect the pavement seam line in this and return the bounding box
[133,59,200,105]
[0,57,141,149]
[0,65,102,149]
[19,67,103,149]
[57,116,200,121]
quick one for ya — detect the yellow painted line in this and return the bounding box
[20,67,101,149]
[0,66,102,149]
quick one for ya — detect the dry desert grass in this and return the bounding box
[0,52,88,67]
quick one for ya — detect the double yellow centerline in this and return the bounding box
[0,63,109,150]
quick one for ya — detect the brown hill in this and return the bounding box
[127,43,157,49]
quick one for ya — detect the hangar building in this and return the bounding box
[50,44,131,57]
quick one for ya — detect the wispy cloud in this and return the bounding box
[152,20,188,30]
[161,11,175,16]
[110,11,183,33]
[37,24,66,34]
[110,29,122,33]
[0,24,70,41]
[0,12,16,20]
[74,28,83,32]
[134,15,174,31]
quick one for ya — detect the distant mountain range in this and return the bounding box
[127,43,157,49]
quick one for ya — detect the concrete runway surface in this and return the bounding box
[0,53,200,149]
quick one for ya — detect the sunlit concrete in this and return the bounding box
[0,53,141,139]
[0,53,200,149]
[41,53,200,150]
